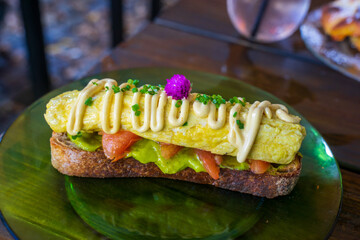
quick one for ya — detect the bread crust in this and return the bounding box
[50,132,302,198]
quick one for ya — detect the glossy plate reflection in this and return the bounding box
[66,177,262,240]
[300,8,360,82]
[0,68,342,239]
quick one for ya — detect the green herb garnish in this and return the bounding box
[147,85,160,95]
[138,84,162,95]
[105,86,109,91]
[132,104,139,111]
[92,82,98,86]
[233,112,237,118]
[128,79,140,87]
[236,119,244,129]
[132,104,141,116]
[175,100,182,108]
[196,94,226,108]
[112,85,120,93]
[211,94,226,108]
[121,85,131,92]
[229,96,246,106]
[71,131,82,140]
[182,122,188,126]
[85,97,93,106]
[133,80,139,86]
[196,94,211,105]
[140,85,149,94]
[132,87,138,93]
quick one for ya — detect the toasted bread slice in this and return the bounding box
[50,132,302,198]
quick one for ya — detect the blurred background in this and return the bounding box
[0,0,178,134]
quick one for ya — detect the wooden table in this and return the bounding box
[1,0,359,239]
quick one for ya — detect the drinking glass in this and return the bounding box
[227,0,310,43]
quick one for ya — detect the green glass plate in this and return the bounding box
[0,68,342,239]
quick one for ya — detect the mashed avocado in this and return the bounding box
[126,139,206,174]
[67,132,102,152]
[69,132,251,174]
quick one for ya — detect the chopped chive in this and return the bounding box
[233,112,237,118]
[105,86,109,91]
[182,122,188,126]
[239,98,245,107]
[196,94,210,105]
[127,79,133,85]
[112,85,120,93]
[133,79,139,86]
[71,131,82,140]
[132,83,163,95]
[132,104,139,111]
[132,104,141,116]
[85,97,93,106]
[149,85,159,94]
[148,89,156,95]
[229,96,245,106]
[211,94,226,108]
[92,82,98,86]
[196,94,226,108]
[175,100,182,108]
[120,85,131,92]
[236,119,244,129]
[140,85,148,94]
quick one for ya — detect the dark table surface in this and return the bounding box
[1,0,359,239]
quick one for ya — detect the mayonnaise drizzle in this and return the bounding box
[193,100,209,117]
[271,104,301,123]
[101,79,125,134]
[168,99,190,126]
[236,101,271,163]
[207,103,227,129]
[67,79,106,135]
[150,92,167,132]
[67,79,301,163]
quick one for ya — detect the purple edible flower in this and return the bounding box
[164,74,192,100]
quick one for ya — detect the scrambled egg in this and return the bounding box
[44,90,306,164]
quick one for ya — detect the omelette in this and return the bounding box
[44,77,306,166]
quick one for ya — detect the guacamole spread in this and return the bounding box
[69,132,250,174]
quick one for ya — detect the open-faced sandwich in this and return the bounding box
[321,0,360,51]
[44,75,306,198]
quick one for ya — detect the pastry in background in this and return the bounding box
[321,0,360,50]
[350,36,360,50]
